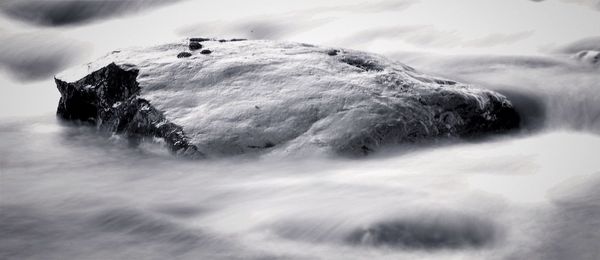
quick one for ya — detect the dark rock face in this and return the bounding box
[55,63,203,157]
[200,49,212,55]
[334,89,520,156]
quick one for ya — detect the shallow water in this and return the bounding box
[2,48,600,260]
[1,1,599,257]
[1,112,599,259]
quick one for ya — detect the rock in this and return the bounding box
[55,39,520,158]
[188,41,202,51]
[200,49,212,55]
[327,49,339,56]
[176,52,192,58]
[55,63,203,158]
[229,38,247,42]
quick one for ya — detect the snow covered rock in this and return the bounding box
[55,39,519,157]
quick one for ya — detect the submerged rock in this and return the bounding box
[55,39,519,157]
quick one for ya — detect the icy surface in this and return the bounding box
[57,40,518,157]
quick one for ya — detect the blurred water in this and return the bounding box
[1,111,599,259]
[2,39,600,260]
[1,0,600,259]
[2,36,600,260]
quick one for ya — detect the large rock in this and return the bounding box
[55,39,519,157]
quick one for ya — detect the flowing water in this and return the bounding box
[1,0,600,259]
[1,61,599,259]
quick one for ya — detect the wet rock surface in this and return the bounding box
[55,63,202,157]
[55,39,520,158]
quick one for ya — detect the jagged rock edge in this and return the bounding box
[55,62,203,158]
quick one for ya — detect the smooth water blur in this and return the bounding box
[1,114,599,259]
[1,0,599,258]
[2,36,599,260]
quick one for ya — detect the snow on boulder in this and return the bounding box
[55,39,520,158]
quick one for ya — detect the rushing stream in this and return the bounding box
[1,115,600,260]
[2,58,600,258]
[1,0,600,259]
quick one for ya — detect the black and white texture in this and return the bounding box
[56,39,519,157]
[0,0,181,27]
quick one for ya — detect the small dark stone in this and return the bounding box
[190,37,211,42]
[189,42,202,51]
[230,38,247,42]
[218,39,227,43]
[177,52,192,58]
[200,49,212,55]
[327,49,339,56]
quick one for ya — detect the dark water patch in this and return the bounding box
[514,176,600,259]
[495,88,546,131]
[0,205,65,259]
[270,219,344,244]
[0,33,85,82]
[346,215,497,250]
[90,207,201,244]
[0,0,182,27]
[154,205,207,218]
[0,203,271,259]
